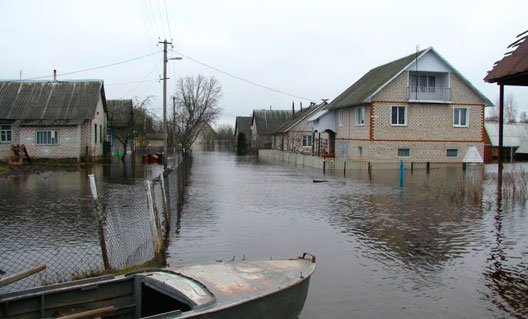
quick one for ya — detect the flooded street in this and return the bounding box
[167,150,528,319]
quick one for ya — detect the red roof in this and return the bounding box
[484,30,528,86]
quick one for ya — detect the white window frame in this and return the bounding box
[36,130,59,145]
[338,110,344,127]
[355,107,365,126]
[453,107,468,127]
[391,106,407,126]
[302,135,313,147]
[1,125,12,143]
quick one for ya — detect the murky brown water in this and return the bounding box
[166,150,528,319]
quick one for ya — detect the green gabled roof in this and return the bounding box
[327,49,427,110]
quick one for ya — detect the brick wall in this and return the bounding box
[0,122,20,161]
[335,71,486,163]
[19,125,82,159]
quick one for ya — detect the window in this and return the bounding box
[398,148,410,157]
[338,110,344,127]
[358,146,363,156]
[100,125,103,143]
[391,106,407,126]
[94,124,98,144]
[36,130,59,145]
[446,149,458,157]
[410,75,436,92]
[453,108,468,127]
[1,125,11,143]
[302,135,313,147]
[356,107,365,125]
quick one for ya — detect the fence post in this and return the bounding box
[145,180,162,255]
[88,174,111,270]
[160,173,170,232]
[399,160,404,188]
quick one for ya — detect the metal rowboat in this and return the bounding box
[0,253,316,319]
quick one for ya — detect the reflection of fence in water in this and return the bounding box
[0,159,189,294]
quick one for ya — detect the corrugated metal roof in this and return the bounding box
[485,122,528,147]
[0,80,104,121]
[252,109,292,136]
[107,99,133,128]
[485,30,528,85]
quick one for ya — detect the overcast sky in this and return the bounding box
[1,0,527,127]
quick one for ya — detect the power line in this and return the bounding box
[163,0,173,40]
[169,49,317,102]
[106,79,158,86]
[120,61,161,98]
[18,51,161,81]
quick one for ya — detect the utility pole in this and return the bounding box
[159,39,171,170]
[172,95,176,158]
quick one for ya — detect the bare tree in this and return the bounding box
[488,94,519,123]
[504,94,518,123]
[216,124,235,145]
[519,111,528,123]
[107,99,134,161]
[173,75,222,151]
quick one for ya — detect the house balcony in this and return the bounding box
[408,86,451,103]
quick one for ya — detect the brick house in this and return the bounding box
[272,101,327,154]
[0,80,107,162]
[315,47,492,163]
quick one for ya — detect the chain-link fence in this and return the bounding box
[0,156,190,294]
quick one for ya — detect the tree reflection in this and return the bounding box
[483,181,528,318]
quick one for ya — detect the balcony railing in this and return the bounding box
[408,86,451,103]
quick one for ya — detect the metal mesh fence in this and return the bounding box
[0,158,186,294]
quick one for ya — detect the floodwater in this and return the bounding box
[166,150,528,319]
[0,159,167,291]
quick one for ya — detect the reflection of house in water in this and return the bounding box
[324,169,485,271]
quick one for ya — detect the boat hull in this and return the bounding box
[179,270,311,319]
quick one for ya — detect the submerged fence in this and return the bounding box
[0,156,192,294]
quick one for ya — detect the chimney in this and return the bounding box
[292,101,295,114]
[300,102,303,111]
[53,70,57,81]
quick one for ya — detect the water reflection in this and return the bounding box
[483,183,528,318]
[167,151,528,319]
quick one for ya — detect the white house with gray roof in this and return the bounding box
[313,47,493,164]
[0,80,107,162]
